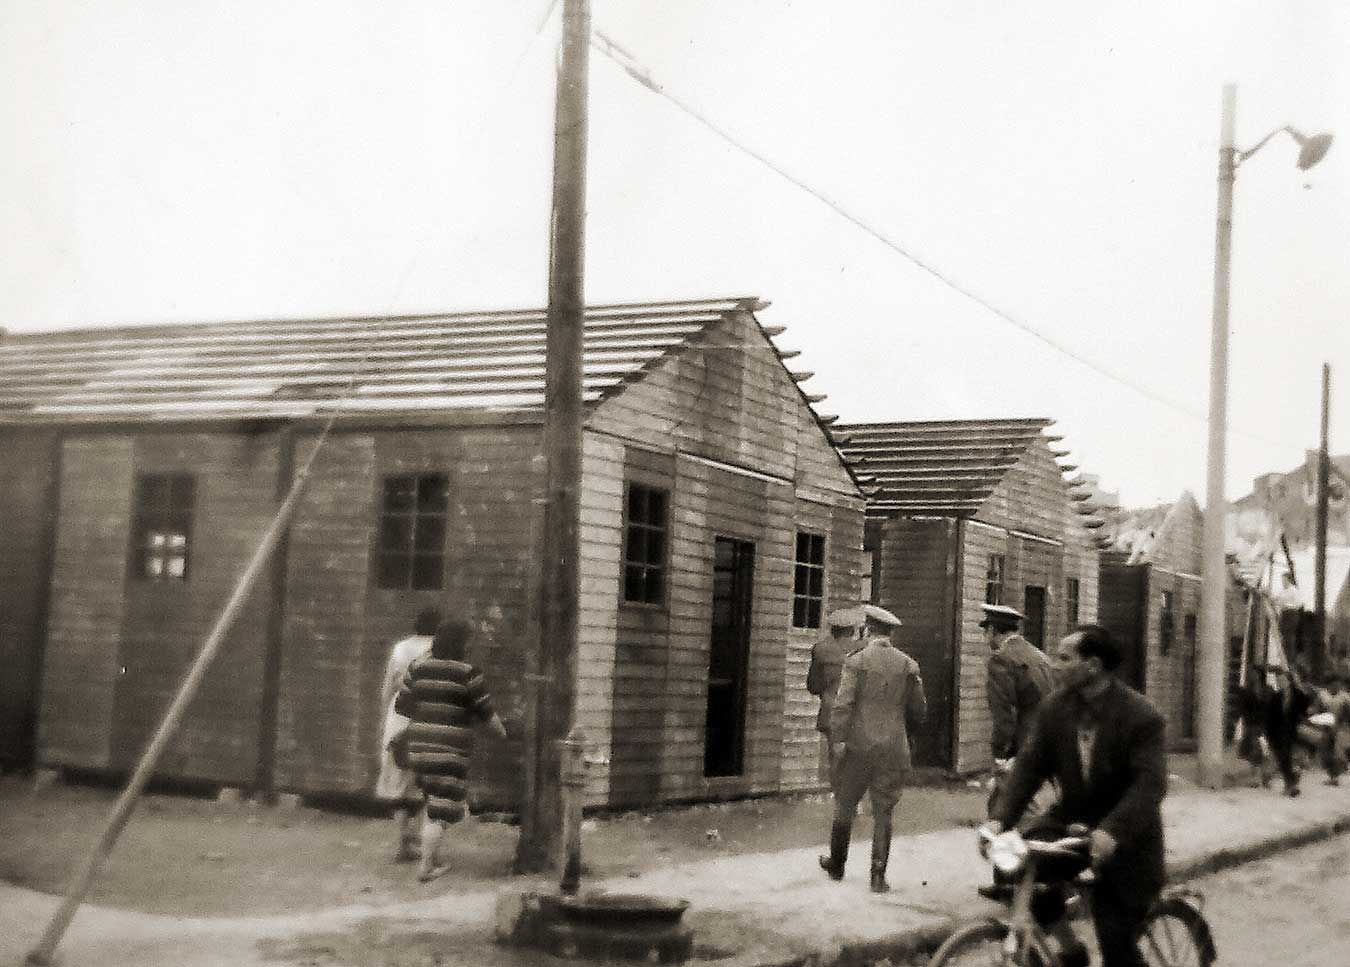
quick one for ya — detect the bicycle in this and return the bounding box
[926,827,1217,966]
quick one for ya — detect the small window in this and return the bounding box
[375,473,449,590]
[792,532,826,628]
[985,554,1005,605]
[131,474,196,582]
[623,482,667,605]
[1160,590,1176,656]
[1066,577,1081,626]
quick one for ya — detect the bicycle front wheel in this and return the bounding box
[1137,895,1216,967]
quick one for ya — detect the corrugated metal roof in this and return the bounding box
[0,297,765,424]
[833,418,1060,517]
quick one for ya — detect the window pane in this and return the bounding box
[147,556,164,578]
[626,527,647,565]
[378,553,411,589]
[627,486,647,522]
[793,598,807,627]
[380,515,413,551]
[794,566,809,595]
[411,554,443,590]
[796,532,810,561]
[808,567,824,597]
[809,535,825,565]
[624,565,645,602]
[384,476,415,512]
[647,489,666,525]
[167,556,187,579]
[646,530,665,567]
[414,515,446,553]
[807,599,821,629]
[417,474,450,513]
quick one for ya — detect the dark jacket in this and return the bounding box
[992,678,1168,902]
[986,634,1057,759]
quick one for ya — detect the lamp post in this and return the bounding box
[1197,84,1334,789]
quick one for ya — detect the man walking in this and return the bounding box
[820,604,927,893]
[396,619,508,882]
[982,625,1167,967]
[980,602,1056,899]
[806,606,863,784]
[375,606,441,861]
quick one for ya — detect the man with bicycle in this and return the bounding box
[979,624,1167,967]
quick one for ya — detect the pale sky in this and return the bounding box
[3,1,1347,507]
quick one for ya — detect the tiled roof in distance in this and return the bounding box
[0,297,762,424]
[832,417,1056,517]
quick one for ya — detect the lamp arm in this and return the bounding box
[1235,126,1292,165]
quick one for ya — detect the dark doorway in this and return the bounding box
[1023,586,1047,649]
[705,537,754,777]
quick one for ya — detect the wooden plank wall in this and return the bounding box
[873,516,957,767]
[113,432,280,784]
[356,428,540,807]
[39,437,135,769]
[780,496,864,791]
[0,430,58,769]
[953,438,1100,774]
[586,309,863,805]
[1140,567,1201,746]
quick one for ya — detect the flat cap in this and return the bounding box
[979,603,1023,628]
[861,603,903,627]
[826,606,865,629]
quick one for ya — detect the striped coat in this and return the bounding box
[394,656,497,823]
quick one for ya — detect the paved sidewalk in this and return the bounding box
[4,775,1350,967]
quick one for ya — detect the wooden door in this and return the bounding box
[1023,586,1047,649]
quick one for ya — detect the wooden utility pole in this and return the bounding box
[516,0,589,874]
[1197,83,1236,789]
[1314,362,1331,678]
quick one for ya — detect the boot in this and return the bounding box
[869,818,892,893]
[817,820,851,880]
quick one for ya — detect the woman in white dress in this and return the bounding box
[375,607,441,860]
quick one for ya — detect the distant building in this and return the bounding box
[1229,451,1350,553]
[1097,492,1247,747]
[835,418,1101,774]
[0,298,864,809]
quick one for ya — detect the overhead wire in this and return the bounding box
[589,28,1293,451]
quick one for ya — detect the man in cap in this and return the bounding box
[806,605,864,784]
[820,604,927,893]
[979,602,1057,899]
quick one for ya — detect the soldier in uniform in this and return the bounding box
[980,602,1057,900]
[806,605,864,787]
[820,604,927,893]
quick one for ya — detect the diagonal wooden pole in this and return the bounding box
[25,433,329,966]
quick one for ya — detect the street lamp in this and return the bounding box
[1197,84,1334,789]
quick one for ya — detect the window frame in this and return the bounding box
[621,481,669,607]
[792,531,827,629]
[373,472,450,592]
[1066,577,1081,627]
[129,472,197,583]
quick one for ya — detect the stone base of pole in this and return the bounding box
[1196,749,1227,790]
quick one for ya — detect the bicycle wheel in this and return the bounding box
[927,920,1009,966]
[1137,896,1216,967]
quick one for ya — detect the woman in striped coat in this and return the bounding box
[394,618,507,881]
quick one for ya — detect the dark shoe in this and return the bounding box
[977,883,1014,902]
[820,820,851,880]
[1285,784,1302,797]
[869,818,892,894]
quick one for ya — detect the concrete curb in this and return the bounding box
[767,810,1350,967]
